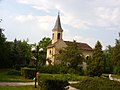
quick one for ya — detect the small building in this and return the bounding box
[46,14,92,65]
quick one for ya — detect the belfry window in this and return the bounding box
[52,33,54,39]
[49,50,52,55]
[57,33,60,39]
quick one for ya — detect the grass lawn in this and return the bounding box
[0,69,33,82]
[0,86,40,90]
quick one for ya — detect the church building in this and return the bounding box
[46,14,92,65]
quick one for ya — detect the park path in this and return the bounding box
[0,81,79,90]
[109,74,120,82]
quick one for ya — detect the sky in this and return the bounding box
[0,0,120,49]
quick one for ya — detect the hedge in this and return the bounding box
[71,77,120,90]
[38,75,69,90]
[21,67,36,79]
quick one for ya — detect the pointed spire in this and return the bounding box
[52,13,63,32]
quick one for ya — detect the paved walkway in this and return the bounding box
[109,74,120,82]
[0,82,36,86]
[0,81,79,90]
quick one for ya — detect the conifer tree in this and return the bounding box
[87,41,104,77]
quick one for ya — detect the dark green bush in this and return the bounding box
[7,69,21,76]
[113,66,120,75]
[39,64,83,75]
[39,64,68,74]
[71,77,120,90]
[38,75,69,90]
[21,67,36,79]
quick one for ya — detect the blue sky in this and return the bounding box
[0,0,120,49]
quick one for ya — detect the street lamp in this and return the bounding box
[31,45,43,88]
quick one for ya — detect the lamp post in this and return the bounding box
[31,45,43,88]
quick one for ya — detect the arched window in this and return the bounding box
[86,55,89,60]
[49,50,52,55]
[57,33,60,39]
[52,33,54,39]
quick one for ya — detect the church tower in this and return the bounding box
[52,13,63,44]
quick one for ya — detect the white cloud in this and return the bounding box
[1,0,120,48]
[15,15,34,22]
[95,7,120,27]
[18,0,53,12]
[15,15,55,31]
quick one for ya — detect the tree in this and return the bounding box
[56,40,84,70]
[112,39,120,66]
[0,28,7,68]
[38,37,51,66]
[111,38,120,74]
[103,45,114,73]
[11,39,31,69]
[87,41,104,77]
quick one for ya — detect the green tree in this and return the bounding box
[11,39,31,69]
[111,38,120,74]
[87,41,104,77]
[103,45,114,73]
[112,39,120,66]
[0,28,7,68]
[56,40,84,70]
[38,37,51,66]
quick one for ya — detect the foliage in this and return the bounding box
[10,39,32,69]
[39,64,68,74]
[113,66,120,75]
[0,69,32,82]
[38,37,51,66]
[112,39,120,66]
[21,67,36,79]
[38,77,69,90]
[39,64,83,75]
[56,40,84,71]
[104,37,120,74]
[7,69,21,76]
[103,45,114,73]
[39,74,86,81]
[87,41,104,77]
[0,28,8,68]
[71,77,120,90]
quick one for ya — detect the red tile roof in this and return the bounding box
[47,40,92,51]
[65,41,92,51]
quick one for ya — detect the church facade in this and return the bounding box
[46,14,92,65]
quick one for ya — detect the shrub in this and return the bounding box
[7,69,21,76]
[71,77,120,90]
[21,67,36,79]
[113,66,120,75]
[38,75,69,90]
[39,64,68,74]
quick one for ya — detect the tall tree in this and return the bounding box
[56,40,84,70]
[103,45,114,73]
[38,37,51,66]
[112,39,120,66]
[11,39,31,68]
[0,28,7,68]
[87,41,104,77]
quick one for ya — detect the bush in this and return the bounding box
[39,64,68,74]
[7,69,21,76]
[113,66,120,75]
[38,75,69,90]
[71,77,120,90]
[21,67,36,79]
